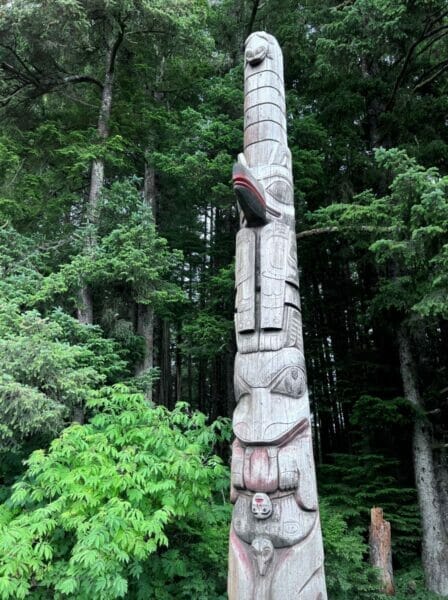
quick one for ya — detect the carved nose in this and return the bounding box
[251,387,268,402]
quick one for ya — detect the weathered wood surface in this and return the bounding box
[369,507,395,595]
[228,32,327,599]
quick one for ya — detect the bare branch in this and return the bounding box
[59,91,99,109]
[107,22,126,75]
[0,79,34,107]
[413,60,448,91]
[0,58,103,105]
[126,29,168,37]
[385,17,448,111]
[427,7,448,31]
[296,225,395,239]
[415,28,448,57]
[0,43,40,85]
[246,0,261,38]
[60,75,103,88]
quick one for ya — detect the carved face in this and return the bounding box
[245,33,269,66]
[233,348,309,444]
[251,493,273,520]
[251,536,274,576]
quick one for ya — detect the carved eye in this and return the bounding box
[271,367,306,398]
[265,180,293,205]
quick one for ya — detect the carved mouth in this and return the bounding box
[233,162,267,226]
[234,417,309,446]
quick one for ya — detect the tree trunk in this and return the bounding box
[159,319,171,407]
[134,162,157,401]
[369,507,395,595]
[175,331,182,404]
[76,286,93,326]
[136,303,154,401]
[77,28,124,325]
[435,452,448,538]
[144,161,157,219]
[397,323,448,596]
[72,403,85,425]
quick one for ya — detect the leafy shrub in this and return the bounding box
[394,563,442,600]
[320,500,382,599]
[0,386,229,599]
[319,452,420,566]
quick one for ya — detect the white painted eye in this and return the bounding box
[271,367,306,398]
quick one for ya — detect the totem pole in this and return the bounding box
[228,32,327,600]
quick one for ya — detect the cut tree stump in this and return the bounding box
[369,507,395,595]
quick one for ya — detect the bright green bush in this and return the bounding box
[0,386,229,599]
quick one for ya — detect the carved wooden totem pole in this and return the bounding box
[228,32,327,600]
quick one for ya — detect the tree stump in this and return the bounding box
[369,507,395,595]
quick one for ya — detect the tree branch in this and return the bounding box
[413,60,448,91]
[0,43,40,85]
[246,0,261,38]
[107,22,126,76]
[296,225,395,239]
[126,29,168,37]
[60,75,103,89]
[385,17,448,111]
[415,28,448,58]
[0,59,103,105]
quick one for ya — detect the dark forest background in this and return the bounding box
[0,1,447,598]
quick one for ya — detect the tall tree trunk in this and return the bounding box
[136,303,154,400]
[144,161,157,219]
[175,331,182,404]
[397,323,448,596]
[77,26,125,325]
[134,162,157,401]
[159,319,171,407]
[435,452,448,537]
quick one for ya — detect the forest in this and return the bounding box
[0,0,447,598]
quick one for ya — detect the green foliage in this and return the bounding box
[394,563,443,600]
[0,302,126,453]
[35,180,185,314]
[320,500,382,600]
[130,502,230,599]
[0,226,127,469]
[319,453,420,567]
[350,394,414,431]
[0,386,229,599]
[313,148,448,319]
[181,313,233,359]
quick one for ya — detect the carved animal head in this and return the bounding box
[251,536,274,576]
[245,32,270,66]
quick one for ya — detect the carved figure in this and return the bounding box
[228,32,327,599]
